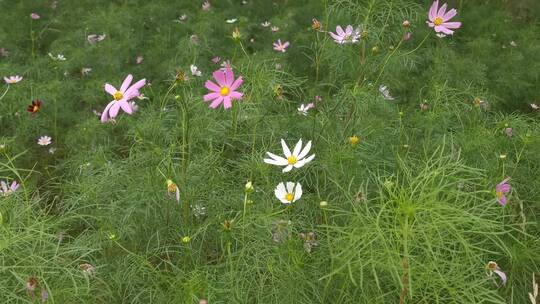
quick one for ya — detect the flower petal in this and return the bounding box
[100,101,115,123]
[120,74,133,93]
[204,92,221,102]
[298,140,312,159]
[292,139,303,157]
[104,84,117,95]
[441,21,461,29]
[429,0,439,21]
[222,96,232,109]
[281,139,292,157]
[209,96,224,108]
[230,76,244,91]
[205,80,221,92]
[213,69,227,86]
[293,183,302,202]
[442,8,457,21]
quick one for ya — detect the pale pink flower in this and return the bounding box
[211,56,221,64]
[37,136,52,146]
[329,25,360,44]
[273,39,290,52]
[0,180,19,196]
[203,68,243,109]
[495,178,511,206]
[427,0,461,36]
[101,74,146,123]
[4,75,23,84]
[298,103,315,116]
[220,60,232,71]
[30,13,41,20]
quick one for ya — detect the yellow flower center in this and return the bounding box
[434,17,443,26]
[486,261,497,271]
[287,156,297,165]
[166,180,177,193]
[33,106,39,112]
[285,193,294,202]
[349,135,360,146]
[220,86,230,96]
[496,191,503,199]
[113,91,123,101]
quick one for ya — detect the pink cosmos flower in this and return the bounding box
[504,127,513,138]
[211,56,221,64]
[4,75,23,84]
[273,39,290,52]
[329,25,360,44]
[101,74,146,123]
[30,13,41,20]
[203,68,243,109]
[427,0,461,36]
[495,177,511,206]
[0,180,19,196]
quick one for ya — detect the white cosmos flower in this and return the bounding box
[226,18,237,24]
[274,182,302,204]
[264,139,315,173]
[379,85,394,100]
[261,21,271,27]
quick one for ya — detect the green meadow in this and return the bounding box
[0,0,539,303]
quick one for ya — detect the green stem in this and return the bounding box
[0,85,10,101]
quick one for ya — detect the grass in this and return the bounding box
[0,0,539,303]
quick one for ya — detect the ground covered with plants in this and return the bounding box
[1,0,539,303]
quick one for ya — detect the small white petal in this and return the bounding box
[292,139,303,157]
[293,183,303,202]
[282,165,293,173]
[297,140,312,159]
[281,139,292,157]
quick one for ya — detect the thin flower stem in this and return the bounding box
[0,85,10,100]
[375,39,404,84]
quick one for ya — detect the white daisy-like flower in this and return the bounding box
[37,135,52,146]
[264,139,315,173]
[379,85,395,100]
[226,18,237,24]
[274,182,302,204]
[4,75,23,84]
[48,53,66,61]
[190,64,202,77]
[261,21,271,27]
[531,103,539,110]
[271,26,280,32]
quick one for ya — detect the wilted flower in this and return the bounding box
[273,39,290,52]
[191,65,202,77]
[87,34,106,44]
[101,74,146,123]
[298,103,315,116]
[211,56,221,64]
[81,67,92,76]
[427,0,461,37]
[379,85,395,100]
[4,75,23,84]
[222,219,233,231]
[79,263,96,276]
[128,101,138,113]
[261,21,271,27]
[420,102,429,111]
[26,277,39,297]
[199,299,208,304]
[0,48,9,57]
[136,56,144,64]
[0,180,19,196]
[349,135,360,146]
[272,220,291,243]
[329,25,360,44]
[203,68,243,109]
[403,20,411,27]
[312,18,322,31]
[202,1,210,11]
[30,13,41,20]
[495,178,511,206]
[264,139,315,173]
[299,232,318,253]
[403,32,412,41]
[166,179,180,203]
[176,14,188,22]
[274,182,303,204]
[37,136,52,146]
[504,127,513,138]
[190,34,199,44]
[27,99,42,114]
[486,261,507,286]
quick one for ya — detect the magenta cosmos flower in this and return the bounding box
[329,25,360,44]
[427,0,461,36]
[495,177,511,206]
[0,180,19,196]
[273,39,290,52]
[203,68,243,109]
[101,74,145,123]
